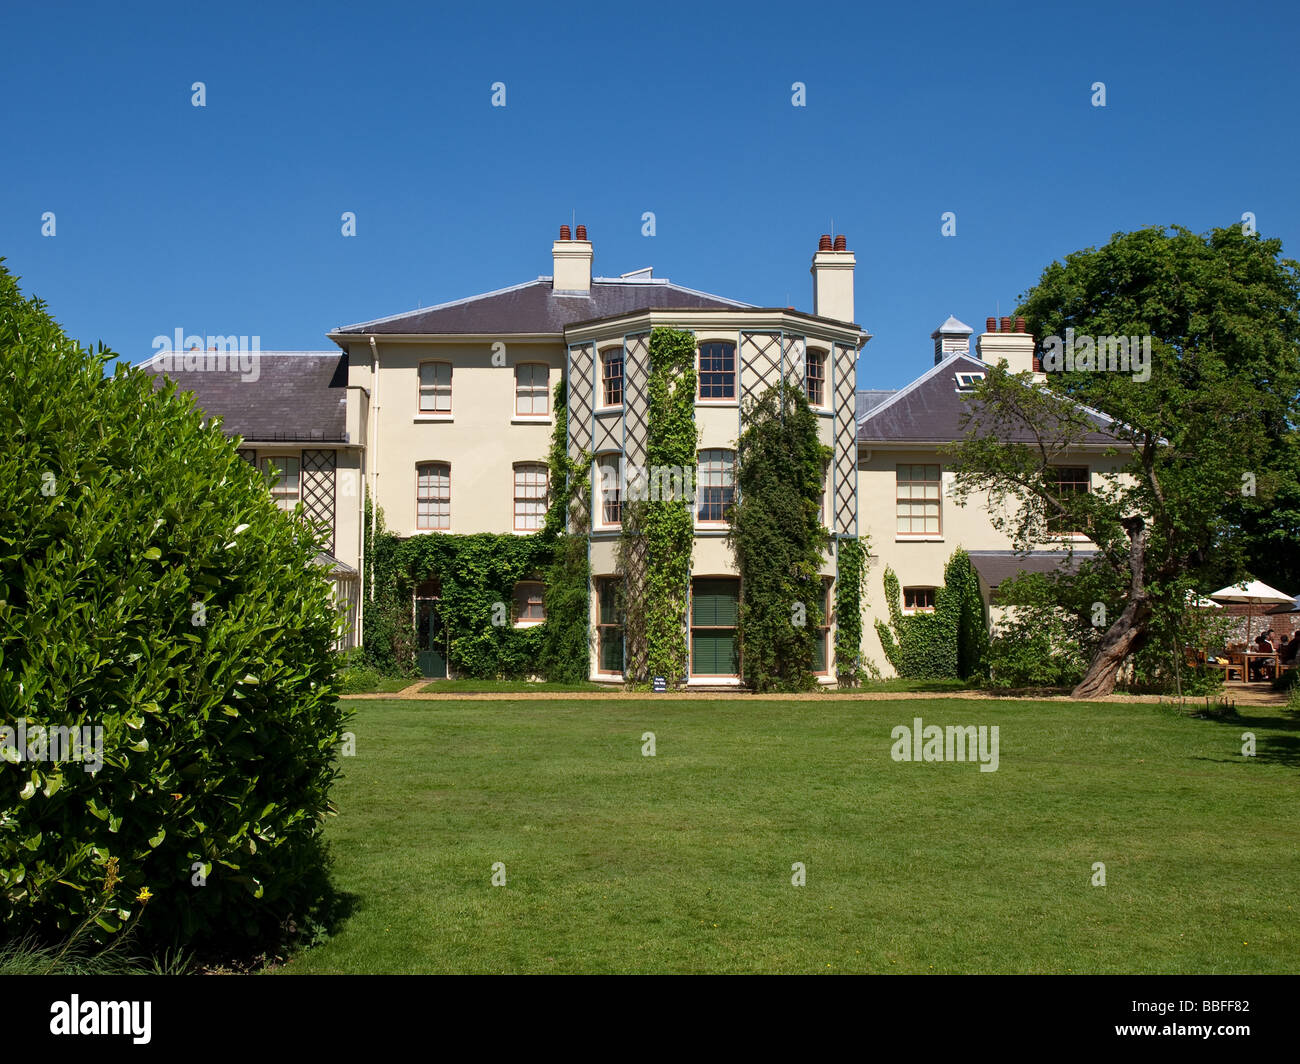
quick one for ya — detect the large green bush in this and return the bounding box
[0,262,346,952]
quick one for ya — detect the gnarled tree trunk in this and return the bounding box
[1071,515,1151,699]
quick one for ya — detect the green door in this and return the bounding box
[416,599,447,678]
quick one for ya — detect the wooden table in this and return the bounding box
[1241,652,1279,682]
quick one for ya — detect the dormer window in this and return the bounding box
[954,372,985,392]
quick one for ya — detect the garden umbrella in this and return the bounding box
[1208,580,1294,644]
[1266,595,1300,615]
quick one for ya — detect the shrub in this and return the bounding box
[0,261,347,954]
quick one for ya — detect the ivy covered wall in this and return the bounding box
[874,548,989,680]
[362,380,591,679]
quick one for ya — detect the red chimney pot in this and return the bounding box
[985,317,997,333]
[833,234,847,251]
[1014,316,1027,333]
[559,225,571,240]
[575,224,587,241]
[999,316,1012,333]
[818,234,832,251]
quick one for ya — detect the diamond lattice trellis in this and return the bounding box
[833,343,858,536]
[782,334,806,395]
[301,449,337,553]
[740,332,782,404]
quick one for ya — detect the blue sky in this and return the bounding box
[2,0,1295,389]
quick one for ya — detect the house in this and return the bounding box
[325,226,862,683]
[143,226,1125,679]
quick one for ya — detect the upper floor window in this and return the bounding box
[514,463,548,531]
[698,342,736,400]
[806,349,826,406]
[419,361,452,413]
[595,453,622,529]
[896,463,940,535]
[416,462,451,530]
[1047,466,1090,536]
[261,455,300,511]
[601,348,624,408]
[697,449,735,524]
[516,363,549,416]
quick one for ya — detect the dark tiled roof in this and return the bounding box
[141,351,349,443]
[334,278,750,336]
[856,390,895,419]
[968,550,1099,591]
[857,354,1119,445]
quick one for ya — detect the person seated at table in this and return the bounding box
[1281,634,1299,665]
[1252,630,1277,679]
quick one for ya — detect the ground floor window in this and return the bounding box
[691,577,739,676]
[813,578,833,674]
[903,587,936,614]
[513,580,545,625]
[596,577,624,675]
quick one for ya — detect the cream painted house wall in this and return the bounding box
[344,338,565,537]
[858,445,1130,675]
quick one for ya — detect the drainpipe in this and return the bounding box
[368,335,380,605]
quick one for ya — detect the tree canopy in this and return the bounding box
[949,224,1300,697]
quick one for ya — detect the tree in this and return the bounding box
[728,386,831,691]
[0,260,347,952]
[949,225,1300,698]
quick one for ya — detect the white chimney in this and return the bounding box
[976,316,1042,379]
[811,234,855,323]
[552,224,592,294]
[931,315,973,364]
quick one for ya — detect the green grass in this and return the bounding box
[343,676,413,694]
[282,696,1300,974]
[418,678,611,694]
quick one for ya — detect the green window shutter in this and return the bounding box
[692,579,739,626]
[692,632,737,675]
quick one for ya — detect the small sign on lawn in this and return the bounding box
[652,676,667,692]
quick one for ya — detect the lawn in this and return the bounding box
[282,696,1300,974]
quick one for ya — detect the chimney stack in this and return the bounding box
[976,312,1041,378]
[552,223,592,293]
[811,232,855,323]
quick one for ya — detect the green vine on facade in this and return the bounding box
[727,385,831,692]
[834,535,867,686]
[875,548,988,680]
[618,327,697,685]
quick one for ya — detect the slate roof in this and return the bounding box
[856,353,1120,445]
[140,351,349,443]
[333,278,752,336]
[856,390,896,419]
[968,550,1100,592]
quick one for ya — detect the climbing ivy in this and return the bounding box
[834,535,867,686]
[539,379,592,682]
[875,548,988,680]
[619,327,697,685]
[727,385,831,692]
